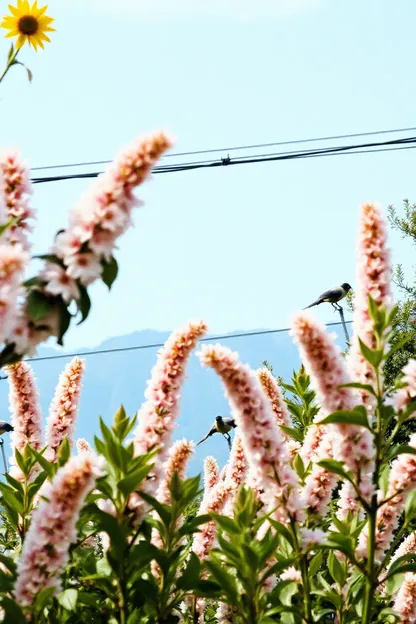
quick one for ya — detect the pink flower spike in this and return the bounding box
[223,433,247,517]
[257,367,291,428]
[76,438,92,454]
[6,362,42,481]
[45,358,86,462]
[192,481,231,561]
[393,572,416,624]
[291,312,375,498]
[348,202,392,407]
[14,453,103,607]
[303,428,337,517]
[130,321,207,519]
[203,456,219,493]
[156,439,194,505]
[41,263,80,304]
[393,359,416,413]
[0,244,29,345]
[0,149,35,252]
[357,434,416,560]
[198,344,304,525]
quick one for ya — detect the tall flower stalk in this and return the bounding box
[6,361,42,481]
[45,358,85,462]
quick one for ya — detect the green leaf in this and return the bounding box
[328,551,346,586]
[318,410,371,430]
[77,285,91,325]
[23,276,44,289]
[210,513,240,535]
[26,290,54,323]
[177,552,201,590]
[0,216,18,238]
[57,437,71,466]
[280,425,303,444]
[117,464,152,497]
[57,589,78,611]
[317,459,353,483]
[57,301,72,346]
[358,337,383,368]
[339,382,377,396]
[138,491,172,527]
[387,445,416,463]
[385,333,415,360]
[29,448,54,478]
[204,558,239,603]
[90,508,127,553]
[32,253,65,267]
[268,520,296,547]
[1,597,26,624]
[101,256,118,290]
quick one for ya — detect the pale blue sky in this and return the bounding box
[0,0,414,350]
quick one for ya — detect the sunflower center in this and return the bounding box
[18,15,39,36]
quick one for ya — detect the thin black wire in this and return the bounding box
[30,125,416,172]
[26,319,352,364]
[31,136,416,185]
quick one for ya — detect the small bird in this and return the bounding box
[0,421,13,436]
[303,283,352,312]
[196,416,237,450]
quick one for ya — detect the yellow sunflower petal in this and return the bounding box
[8,4,20,16]
[4,30,19,37]
[15,33,26,48]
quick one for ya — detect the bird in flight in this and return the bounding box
[196,416,237,450]
[0,421,13,436]
[304,283,352,312]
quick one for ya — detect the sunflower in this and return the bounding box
[1,1,55,51]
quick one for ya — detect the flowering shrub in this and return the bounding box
[1,12,416,624]
[0,200,414,624]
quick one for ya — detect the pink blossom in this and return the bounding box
[257,368,291,427]
[204,456,220,493]
[192,481,231,561]
[0,149,35,251]
[45,358,85,462]
[14,453,103,606]
[393,573,416,623]
[219,464,227,481]
[0,244,29,345]
[291,313,375,498]
[198,344,304,525]
[281,566,302,583]
[348,202,392,407]
[76,438,92,454]
[393,359,416,413]
[300,527,326,551]
[54,132,173,269]
[65,252,103,286]
[7,133,172,358]
[216,603,238,623]
[6,362,42,481]
[130,321,207,519]
[389,531,416,576]
[156,439,194,505]
[300,422,328,464]
[336,481,361,521]
[303,428,337,517]
[223,433,247,517]
[41,263,80,303]
[357,434,416,560]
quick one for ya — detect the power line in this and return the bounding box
[31,135,416,186]
[31,125,416,172]
[27,319,352,364]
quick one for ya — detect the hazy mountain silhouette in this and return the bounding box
[0,325,347,475]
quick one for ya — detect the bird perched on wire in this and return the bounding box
[196,416,237,450]
[0,421,13,436]
[303,283,352,312]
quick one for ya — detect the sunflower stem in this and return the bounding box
[0,46,19,85]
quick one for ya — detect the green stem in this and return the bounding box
[300,556,313,624]
[362,366,384,624]
[0,47,19,85]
